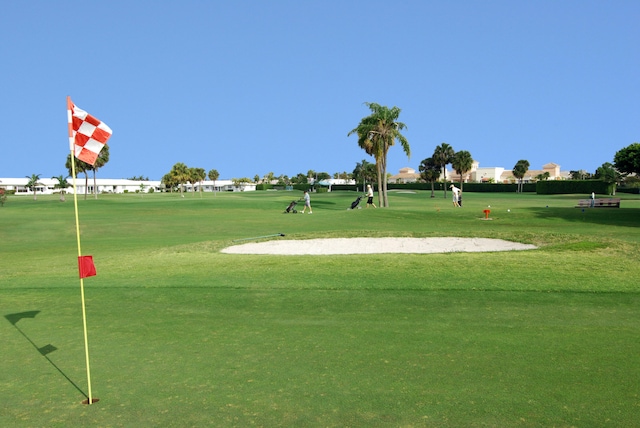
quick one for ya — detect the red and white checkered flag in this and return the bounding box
[67,97,112,166]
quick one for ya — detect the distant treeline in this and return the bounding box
[258,180,632,195]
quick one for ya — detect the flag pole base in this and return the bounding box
[82,398,100,405]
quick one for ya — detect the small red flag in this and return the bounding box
[78,256,97,279]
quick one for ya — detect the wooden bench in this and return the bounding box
[575,198,620,208]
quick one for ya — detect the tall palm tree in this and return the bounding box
[451,150,474,191]
[66,154,91,199]
[419,157,441,198]
[433,143,455,199]
[512,159,530,192]
[208,169,220,194]
[51,175,70,202]
[89,145,109,199]
[25,174,42,200]
[348,102,410,207]
[170,162,190,197]
[189,167,206,197]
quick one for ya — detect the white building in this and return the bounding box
[0,177,253,196]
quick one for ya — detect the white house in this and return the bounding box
[471,166,505,183]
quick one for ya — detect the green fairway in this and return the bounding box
[1,190,639,426]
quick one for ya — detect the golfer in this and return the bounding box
[301,190,312,214]
[366,184,376,208]
[450,185,461,207]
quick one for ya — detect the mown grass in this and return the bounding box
[1,190,639,427]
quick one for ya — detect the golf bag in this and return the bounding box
[284,201,298,213]
[350,196,362,209]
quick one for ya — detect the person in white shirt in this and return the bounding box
[366,184,376,208]
[301,190,312,214]
[450,185,461,207]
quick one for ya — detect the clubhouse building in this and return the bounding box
[388,162,571,184]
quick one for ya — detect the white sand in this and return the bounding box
[221,237,536,255]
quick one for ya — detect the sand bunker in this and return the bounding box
[221,237,536,255]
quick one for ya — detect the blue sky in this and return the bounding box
[1,0,638,180]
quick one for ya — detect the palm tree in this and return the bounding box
[52,175,70,202]
[451,150,474,191]
[265,172,275,184]
[208,169,220,194]
[161,173,177,192]
[433,143,455,199]
[348,102,410,207]
[66,154,91,199]
[419,157,441,198]
[25,174,42,200]
[88,145,110,199]
[536,172,550,181]
[512,160,530,192]
[189,167,206,197]
[169,163,190,197]
[353,159,376,192]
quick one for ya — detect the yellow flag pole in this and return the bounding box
[67,97,95,405]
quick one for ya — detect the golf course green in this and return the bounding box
[2,190,639,427]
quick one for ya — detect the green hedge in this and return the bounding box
[535,180,613,195]
[331,183,536,193]
[615,187,640,194]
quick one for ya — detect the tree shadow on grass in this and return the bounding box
[5,311,88,400]
[531,206,640,228]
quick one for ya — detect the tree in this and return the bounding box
[161,173,178,192]
[419,157,441,198]
[66,154,92,199]
[208,169,220,194]
[290,173,308,184]
[569,170,590,180]
[277,175,290,186]
[433,143,455,199]
[536,172,550,181]
[51,175,70,202]
[169,163,190,197]
[352,159,376,191]
[613,143,640,175]
[25,174,42,200]
[88,145,109,199]
[348,102,410,207]
[512,160,530,193]
[316,172,331,181]
[595,162,621,194]
[451,150,473,191]
[265,172,275,184]
[189,167,206,197]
